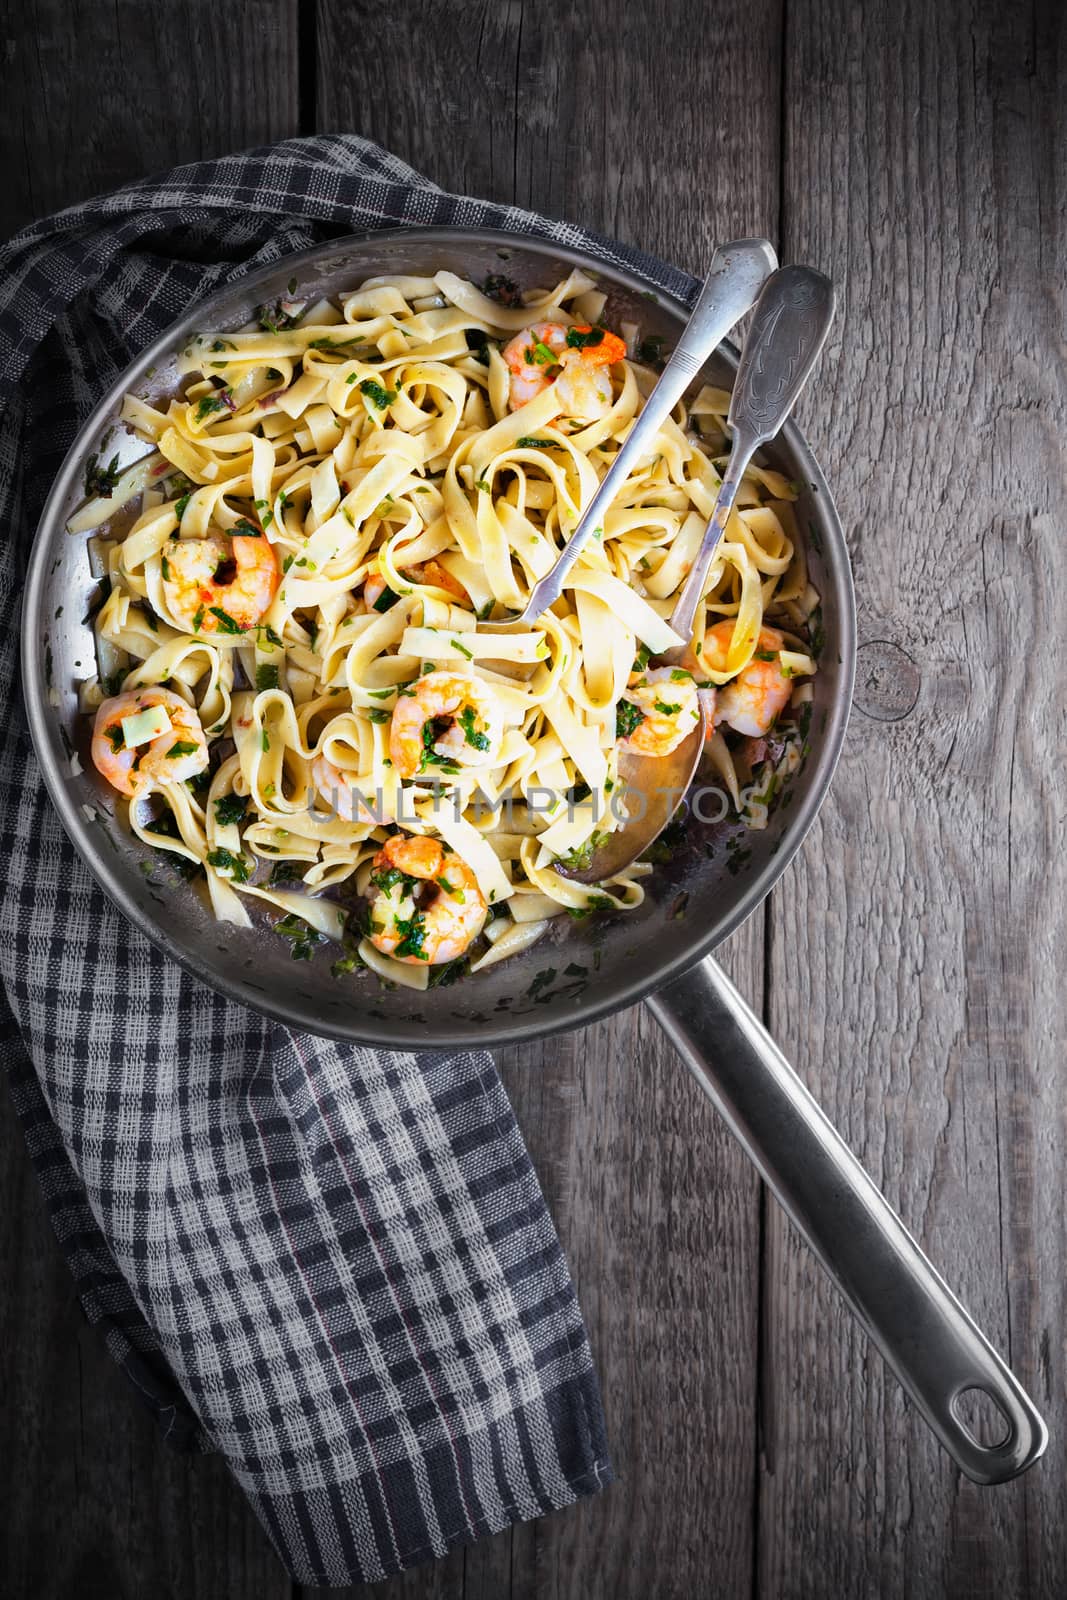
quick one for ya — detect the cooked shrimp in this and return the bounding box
[162,531,279,635]
[503,321,627,420]
[364,559,469,611]
[709,624,794,737]
[367,833,487,964]
[91,687,209,798]
[388,671,503,779]
[310,755,374,822]
[616,666,702,757]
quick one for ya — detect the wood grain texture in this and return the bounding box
[0,0,300,241]
[315,1,783,1595]
[762,1,1067,1595]
[4,0,1067,1596]
[0,1,300,1592]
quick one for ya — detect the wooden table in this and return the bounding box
[2,2,1063,1595]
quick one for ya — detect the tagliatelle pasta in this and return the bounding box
[75,267,821,984]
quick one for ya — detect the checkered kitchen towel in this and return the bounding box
[0,135,695,1586]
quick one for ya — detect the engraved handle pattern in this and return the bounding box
[670,266,836,640]
[729,266,836,446]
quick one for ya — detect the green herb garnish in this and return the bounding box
[458,706,489,751]
[194,394,228,423]
[84,452,122,497]
[636,333,667,366]
[255,663,280,691]
[615,699,645,739]
[214,793,249,827]
[206,847,250,883]
[565,325,606,349]
[273,913,322,961]
[208,605,245,635]
[359,377,397,410]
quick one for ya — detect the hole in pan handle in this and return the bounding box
[648,956,1049,1485]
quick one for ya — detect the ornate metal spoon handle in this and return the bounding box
[670,265,836,640]
[512,239,778,625]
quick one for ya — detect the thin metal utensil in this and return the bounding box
[561,264,836,883]
[482,238,778,628]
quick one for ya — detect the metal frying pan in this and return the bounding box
[21,227,1047,1484]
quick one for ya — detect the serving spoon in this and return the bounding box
[482,238,778,629]
[560,264,837,884]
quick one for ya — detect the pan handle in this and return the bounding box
[647,956,1048,1484]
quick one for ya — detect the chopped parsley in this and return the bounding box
[160,554,171,582]
[233,517,262,537]
[458,706,489,750]
[516,436,557,448]
[451,637,474,660]
[208,605,245,635]
[615,699,646,739]
[255,298,304,333]
[372,585,400,613]
[565,325,606,349]
[559,831,607,871]
[273,913,323,961]
[165,740,198,758]
[213,793,249,827]
[369,864,418,896]
[565,894,615,920]
[174,492,192,521]
[419,718,461,774]
[270,860,306,885]
[255,663,280,691]
[392,911,428,960]
[145,812,201,880]
[359,377,397,410]
[206,847,250,883]
[633,643,652,672]
[427,955,470,986]
[261,730,270,753]
[84,452,121,497]
[105,723,124,752]
[194,394,228,423]
[654,698,681,715]
[636,333,667,367]
[367,708,391,724]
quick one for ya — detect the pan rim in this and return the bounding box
[21,224,856,1048]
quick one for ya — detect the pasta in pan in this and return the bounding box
[73,267,821,988]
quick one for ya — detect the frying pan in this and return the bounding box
[21,227,1047,1485]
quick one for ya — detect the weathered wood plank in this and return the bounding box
[0,2,300,1594]
[317,2,783,1595]
[761,0,1067,1594]
[0,0,301,241]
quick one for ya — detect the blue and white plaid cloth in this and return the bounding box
[0,134,695,1586]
